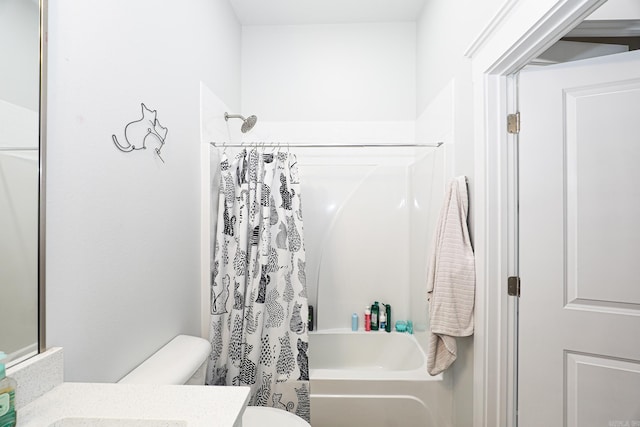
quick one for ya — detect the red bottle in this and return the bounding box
[364,307,371,331]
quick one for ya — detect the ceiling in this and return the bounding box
[228,0,427,25]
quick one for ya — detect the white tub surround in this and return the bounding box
[19,383,251,427]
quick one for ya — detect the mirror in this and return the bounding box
[0,0,44,365]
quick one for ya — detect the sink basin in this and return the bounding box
[49,418,187,427]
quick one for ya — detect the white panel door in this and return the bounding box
[519,50,640,427]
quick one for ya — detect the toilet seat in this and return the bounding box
[242,406,311,427]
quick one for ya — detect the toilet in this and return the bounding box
[118,335,310,427]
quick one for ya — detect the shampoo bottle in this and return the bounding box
[379,310,386,331]
[364,307,371,331]
[385,303,392,333]
[371,301,380,331]
[0,352,17,427]
[351,313,359,331]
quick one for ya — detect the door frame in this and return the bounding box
[466,1,607,426]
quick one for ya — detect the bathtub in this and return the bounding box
[309,330,451,427]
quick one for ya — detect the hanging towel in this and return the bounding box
[426,175,475,376]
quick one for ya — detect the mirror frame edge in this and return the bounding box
[38,0,47,354]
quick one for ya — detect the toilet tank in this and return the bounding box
[118,335,211,385]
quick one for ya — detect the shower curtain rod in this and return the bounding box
[210,141,443,148]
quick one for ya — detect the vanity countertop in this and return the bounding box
[18,382,251,427]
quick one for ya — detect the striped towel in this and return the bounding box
[426,176,475,376]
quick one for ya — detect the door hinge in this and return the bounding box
[507,112,520,134]
[508,276,521,297]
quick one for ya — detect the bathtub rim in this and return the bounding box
[309,329,443,382]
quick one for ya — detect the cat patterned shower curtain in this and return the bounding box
[206,148,310,423]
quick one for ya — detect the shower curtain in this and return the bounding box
[206,148,310,423]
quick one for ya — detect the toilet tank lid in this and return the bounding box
[118,335,212,385]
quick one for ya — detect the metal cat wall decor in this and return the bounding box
[112,103,167,163]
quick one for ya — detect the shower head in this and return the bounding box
[225,112,258,133]
[241,115,257,133]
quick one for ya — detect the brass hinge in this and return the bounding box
[508,276,521,297]
[507,112,520,134]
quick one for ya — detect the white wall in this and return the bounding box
[415,2,504,427]
[417,0,503,197]
[46,0,241,382]
[0,0,39,111]
[416,0,503,115]
[242,22,416,122]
